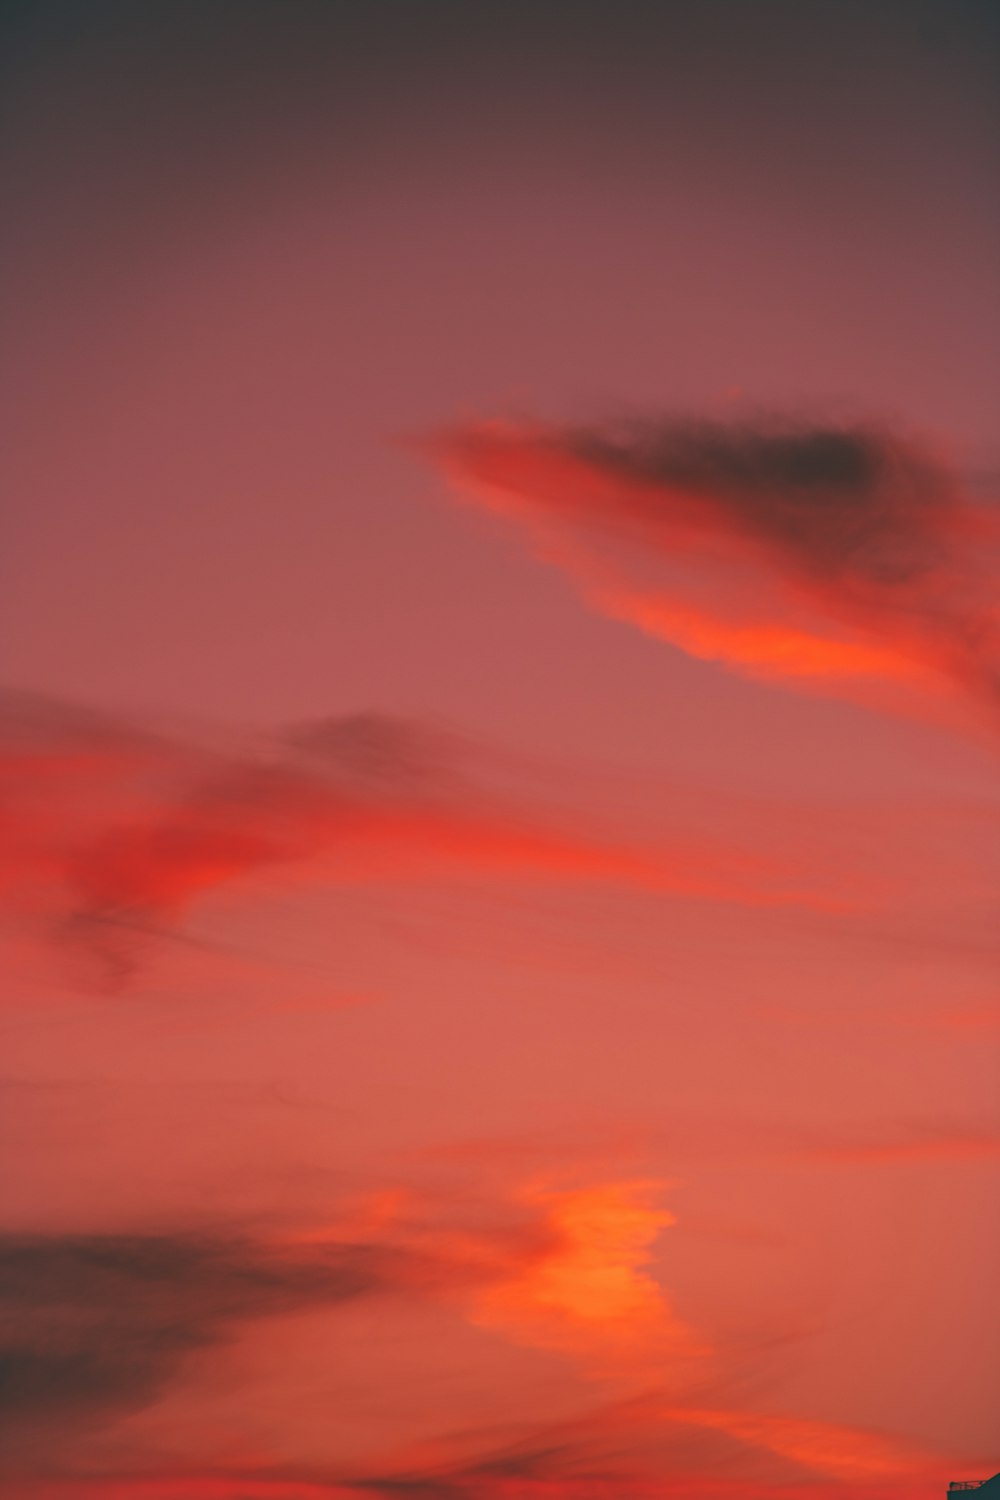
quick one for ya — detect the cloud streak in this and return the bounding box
[0,1400,944,1500]
[0,693,848,989]
[423,416,1000,714]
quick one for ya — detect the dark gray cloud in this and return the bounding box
[571,419,952,586]
[0,1228,390,1454]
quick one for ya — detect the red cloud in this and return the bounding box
[421,417,1000,718]
[0,694,848,989]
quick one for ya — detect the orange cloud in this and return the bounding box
[593,589,930,684]
[471,1181,702,1377]
[290,1178,703,1387]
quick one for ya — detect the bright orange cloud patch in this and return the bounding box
[473,1181,702,1375]
[592,589,929,682]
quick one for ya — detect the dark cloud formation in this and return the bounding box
[0,1228,390,1461]
[572,421,949,584]
[427,416,1000,710]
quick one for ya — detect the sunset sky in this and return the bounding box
[2,2,999,1497]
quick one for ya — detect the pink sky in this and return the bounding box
[1,3,998,1496]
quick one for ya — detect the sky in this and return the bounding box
[1,1,999,1496]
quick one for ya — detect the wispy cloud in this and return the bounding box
[409,1110,1000,1179]
[356,1387,948,1495]
[794,1120,1000,1165]
[422,416,1000,716]
[0,1475,949,1500]
[0,1400,946,1500]
[0,693,848,990]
